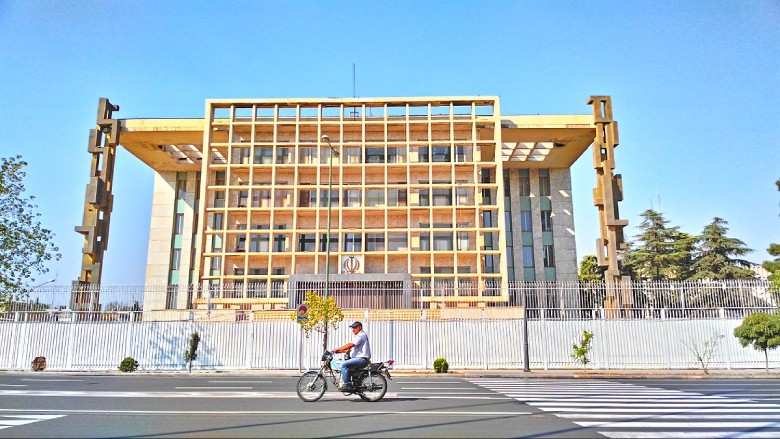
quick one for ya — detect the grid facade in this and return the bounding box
[197,97,506,307]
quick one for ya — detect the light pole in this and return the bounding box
[25,278,55,312]
[321,134,339,351]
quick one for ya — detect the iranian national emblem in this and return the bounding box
[342,256,360,274]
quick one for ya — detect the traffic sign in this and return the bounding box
[296,304,308,322]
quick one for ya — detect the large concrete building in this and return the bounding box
[74,96,627,311]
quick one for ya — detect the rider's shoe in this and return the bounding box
[338,383,354,391]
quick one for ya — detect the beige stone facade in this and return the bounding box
[88,96,627,311]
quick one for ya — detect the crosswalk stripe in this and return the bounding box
[0,414,65,431]
[468,378,780,438]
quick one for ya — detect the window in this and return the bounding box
[298,234,316,252]
[418,189,430,206]
[170,249,182,270]
[174,213,185,235]
[456,188,471,206]
[299,147,317,164]
[388,233,407,251]
[343,189,361,207]
[538,168,551,196]
[254,148,273,164]
[343,233,362,252]
[343,147,361,164]
[432,146,451,162]
[211,213,223,230]
[541,210,553,232]
[319,234,338,252]
[253,189,272,208]
[455,145,470,162]
[432,188,452,206]
[319,189,339,207]
[365,147,384,163]
[520,211,532,232]
[250,233,269,252]
[419,233,430,251]
[518,169,530,196]
[232,148,250,164]
[523,246,534,268]
[214,171,226,186]
[433,231,453,251]
[237,189,248,207]
[543,245,555,267]
[236,235,246,252]
[276,148,292,164]
[299,190,316,207]
[366,189,384,207]
[273,234,287,252]
[214,190,225,208]
[389,189,407,206]
[366,233,385,251]
[387,147,405,163]
[457,231,470,250]
[417,146,429,163]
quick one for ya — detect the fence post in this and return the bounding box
[482,308,488,370]
[388,320,395,363]
[664,320,673,369]
[245,312,254,369]
[66,312,76,370]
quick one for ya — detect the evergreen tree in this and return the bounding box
[578,255,605,282]
[764,179,780,293]
[623,209,694,281]
[690,217,753,280]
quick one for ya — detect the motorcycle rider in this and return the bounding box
[332,321,371,391]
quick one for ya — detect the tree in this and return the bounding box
[690,217,753,280]
[578,255,604,282]
[623,210,695,281]
[764,179,780,295]
[0,155,61,292]
[293,291,344,352]
[733,312,780,374]
[184,332,201,373]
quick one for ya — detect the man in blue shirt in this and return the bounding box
[333,321,372,391]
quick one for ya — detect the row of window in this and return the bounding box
[212,188,496,209]
[219,145,479,166]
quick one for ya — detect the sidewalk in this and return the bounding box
[3,367,779,379]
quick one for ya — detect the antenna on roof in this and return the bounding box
[350,63,359,120]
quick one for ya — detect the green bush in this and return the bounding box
[119,356,139,373]
[433,357,449,373]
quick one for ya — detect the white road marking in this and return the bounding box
[399,387,478,390]
[0,384,26,387]
[470,378,780,438]
[601,433,780,439]
[0,414,65,431]
[207,380,272,384]
[0,408,529,417]
[20,379,83,382]
[175,387,253,390]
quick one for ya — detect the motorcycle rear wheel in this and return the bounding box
[358,373,387,402]
[297,371,326,402]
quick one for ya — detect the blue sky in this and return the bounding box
[1,1,778,285]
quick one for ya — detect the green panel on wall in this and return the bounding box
[544,267,556,281]
[524,269,536,281]
[522,232,534,246]
[169,270,179,284]
[173,235,183,248]
[540,196,552,210]
[520,197,531,210]
[542,232,554,245]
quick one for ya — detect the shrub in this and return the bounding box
[31,356,46,371]
[571,330,594,369]
[433,357,449,373]
[119,356,139,373]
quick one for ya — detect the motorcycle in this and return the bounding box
[296,350,394,402]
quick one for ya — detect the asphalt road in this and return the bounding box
[1,373,780,438]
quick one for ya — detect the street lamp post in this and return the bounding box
[321,135,339,351]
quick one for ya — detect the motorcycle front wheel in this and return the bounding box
[358,373,387,402]
[296,371,326,402]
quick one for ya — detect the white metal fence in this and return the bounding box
[2,317,778,372]
[2,279,776,320]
